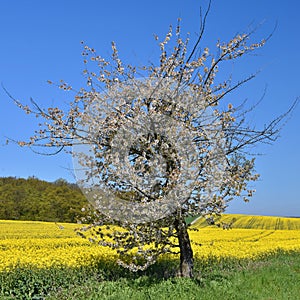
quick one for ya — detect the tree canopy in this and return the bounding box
[0,177,87,223]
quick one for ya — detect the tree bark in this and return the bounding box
[174,215,194,278]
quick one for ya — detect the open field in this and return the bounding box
[1,217,300,271]
[0,215,300,270]
[192,213,300,230]
[0,215,300,299]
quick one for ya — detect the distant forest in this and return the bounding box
[0,177,88,223]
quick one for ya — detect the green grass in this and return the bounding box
[1,251,299,300]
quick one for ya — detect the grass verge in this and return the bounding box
[0,251,299,300]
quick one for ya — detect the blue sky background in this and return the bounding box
[0,0,299,216]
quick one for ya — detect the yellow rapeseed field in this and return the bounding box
[0,220,117,271]
[1,215,300,271]
[193,214,300,230]
[190,228,300,260]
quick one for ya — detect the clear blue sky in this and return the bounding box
[0,0,299,217]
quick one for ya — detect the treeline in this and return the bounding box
[0,177,88,223]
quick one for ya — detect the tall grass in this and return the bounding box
[0,251,299,300]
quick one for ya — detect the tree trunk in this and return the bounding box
[174,215,194,278]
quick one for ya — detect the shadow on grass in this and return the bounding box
[90,256,234,288]
[4,251,297,299]
[0,251,300,300]
[0,257,215,299]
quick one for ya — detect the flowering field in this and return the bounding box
[190,228,300,260]
[0,220,117,271]
[1,215,300,272]
[193,214,300,230]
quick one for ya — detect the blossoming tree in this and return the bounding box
[9,4,297,278]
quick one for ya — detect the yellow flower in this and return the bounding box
[1,218,300,271]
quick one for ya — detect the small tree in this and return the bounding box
[8,3,297,277]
